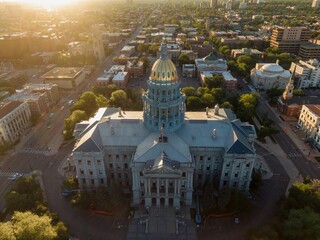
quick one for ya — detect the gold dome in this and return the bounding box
[150,44,178,82]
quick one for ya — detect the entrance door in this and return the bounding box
[169,198,173,207]
[152,197,156,206]
[160,197,165,206]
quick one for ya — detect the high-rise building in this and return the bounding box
[72,44,257,209]
[270,27,311,54]
[312,0,320,8]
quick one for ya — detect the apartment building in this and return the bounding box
[0,101,31,144]
[270,27,311,54]
[290,59,320,89]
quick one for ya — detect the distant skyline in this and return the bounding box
[1,0,81,8]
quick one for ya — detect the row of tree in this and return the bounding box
[1,175,68,240]
[63,86,144,139]
[251,179,320,240]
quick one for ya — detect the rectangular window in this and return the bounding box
[198,174,202,180]
[225,172,228,177]
[140,171,143,176]
[234,172,239,178]
[82,179,86,184]
[89,171,93,175]
[125,163,128,169]
[246,163,250,168]
[100,179,104,184]
[109,163,113,169]
[116,154,119,159]
[87,160,91,165]
[200,156,203,161]
[80,170,84,175]
[97,160,101,165]
[78,160,82,164]
[91,179,94,185]
[182,172,186,177]
[206,165,210,171]
[118,173,121,178]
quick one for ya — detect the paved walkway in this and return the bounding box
[127,206,197,240]
[255,138,303,195]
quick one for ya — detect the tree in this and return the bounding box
[201,93,215,107]
[221,101,233,109]
[211,88,225,104]
[149,44,160,55]
[181,86,196,96]
[283,207,320,240]
[139,56,150,72]
[186,96,202,110]
[237,92,259,121]
[178,54,190,67]
[4,176,43,212]
[197,87,210,96]
[137,43,148,53]
[293,89,304,96]
[110,90,127,109]
[72,92,98,116]
[204,75,224,89]
[63,110,88,139]
[0,222,15,240]
[1,211,58,240]
[219,45,230,57]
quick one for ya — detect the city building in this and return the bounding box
[250,61,291,90]
[24,83,60,106]
[200,71,238,93]
[7,92,47,117]
[41,67,86,90]
[298,105,320,148]
[312,0,320,8]
[231,48,263,59]
[182,64,196,78]
[298,42,320,60]
[180,50,198,62]
[195,53,228,76]
[96,65,128,88]
[72,44,257,209]
[290,59,320,89]
[190,44,213,58]
[126,60,144,78]
[221,36,264,48]
[270,27,311,54]
[120,46,135,57]
[0,71,27,88]
[0,101,31,144]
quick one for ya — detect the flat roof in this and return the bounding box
[41,67,83,79]
[306,105,320,116]
[0,101,23,119]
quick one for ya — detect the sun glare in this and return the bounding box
[5,0,80,8]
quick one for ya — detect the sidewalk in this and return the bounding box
[255,138,303,195]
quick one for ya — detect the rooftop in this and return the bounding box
[41,67,83,79]
[0,101,23,119]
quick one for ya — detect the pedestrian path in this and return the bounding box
[19,148,50,154]
[287,153,304,158]
[0,171,31,178]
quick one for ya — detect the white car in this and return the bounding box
[8,173,22,181]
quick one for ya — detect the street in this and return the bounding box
[256,93,320,179]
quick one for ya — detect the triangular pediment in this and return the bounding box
[144,152,181,176]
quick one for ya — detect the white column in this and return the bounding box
[144,178,148,194]
[148,178,151,194]
[174,179,177,194]
[165,179,168,196]
[178,179,181,194]
[157,178,159,195]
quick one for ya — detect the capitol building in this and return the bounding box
[72,44,257,209]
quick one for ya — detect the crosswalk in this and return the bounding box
[19,148,50,154]
[287,153,304,158]
[0,171,31,178]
